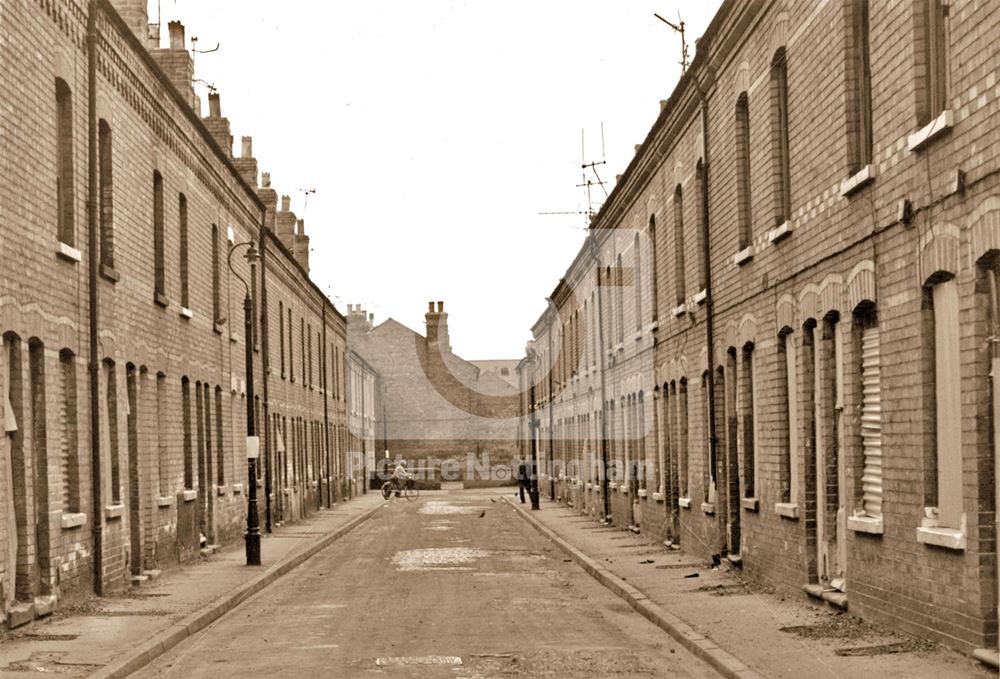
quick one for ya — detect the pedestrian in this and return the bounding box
[516,460,530,504]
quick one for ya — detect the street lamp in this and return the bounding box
[228,239,261,566]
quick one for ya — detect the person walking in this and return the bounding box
[516,460,530,504]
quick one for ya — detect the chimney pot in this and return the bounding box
[281,195,290,212]
[347,304,353,313]
[296,218,305,235]
[241,136,253,158]
[437,301,444,313]
[660,99,668,112]
[261,172,271,188]
[427,301,435,313]
[167,21,185,50]
[369,313,374,323]
[208,92,221,117]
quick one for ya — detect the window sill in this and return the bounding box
[232,483,244,494]
[99,263,120,283]
[157,495,175,507]
[633,332,642,342]
[733,246,753,267]
[229,332,238,343]
[182,489,197,502]
[179,306,193,320]
[701,502,715,515]
[216,485,228,496]
[619,484,629,494]
[672,304,686,318]
[775,502,799,519]
[678,496,691,508]
[615,342,624,353]
[57,241,81,263]
[585,482,593,490]
[693,289,708,305]
[847,514,883,534]
[652,492,665,503]
[105,504,125,520]
[768,221,793,244]
[154,292,170,308]
[741,497,759,512]
[916,525,966,550]
[840,164,876,196]
[647,320,659,334]
[908,109,953,152]
[637,488,648,498]
[61,512,87,529]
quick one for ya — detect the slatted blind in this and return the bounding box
[861,325,882,517]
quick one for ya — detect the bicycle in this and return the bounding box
[381,478,418,501]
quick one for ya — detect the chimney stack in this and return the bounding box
[168,20,185,49]
[281,195,291,212]
[262,172,271,187]
[203,92,233,157]
[233,135,258,187]
[150,20,195,109]
[109,0,152,47]
[424,300,450,353]
[208,92,221,117]
[241,136,253,158]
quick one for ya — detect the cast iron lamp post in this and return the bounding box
[228,239,261,566]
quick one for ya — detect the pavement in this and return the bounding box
[132,489,718,678]
[0,491,386,678]
[1,489,993,678]
[508,494,995,679]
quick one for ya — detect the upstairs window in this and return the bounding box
[98,120,114,269]
[673,185,686,306]
[153,171,165,302]
[211,223,221,322]
[848,0,873,171]
[633,235,643,332]
[695,160,708,290]
[179,194,189,308]
[649,215,659,321]
[770,48,791,225]
[735,92,752,250]
[55,79,75,247]
[920,0,951,124]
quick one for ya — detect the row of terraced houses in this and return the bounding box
[0,0,383,628]
[517,0,1000,662]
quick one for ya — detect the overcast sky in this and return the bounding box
[156,0,723,360]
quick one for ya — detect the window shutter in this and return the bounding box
[861,325,882,517]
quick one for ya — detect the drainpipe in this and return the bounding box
[86,0,104,596]
[546,303,556,501]
[258,218,273,533]
[589,237,611,521]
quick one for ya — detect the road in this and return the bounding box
[134,489,718,678]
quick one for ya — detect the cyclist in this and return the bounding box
[390,460,414,497]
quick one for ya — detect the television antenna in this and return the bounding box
[297,188,316,211]
[538,124,608,230]
[654,11,689,73]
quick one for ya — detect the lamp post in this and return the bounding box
[228,239,261,566]
[528,384,541,510]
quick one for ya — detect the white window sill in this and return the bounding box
[105,503,125,519]
[633,332,642,342]
[615,342,624,352]
[693,289,708,305]
[672,304,686,318]
[840,164,876,196]
[179,307,193,320]
[637,488,648,498]
[847,514,883,534]
[768,221,793,244]
[216,485,228,496]
[57,241,81,263]
[701,502,715,515]
[61,512,86,529]
[733,246,753,266]
[775,502,799,519]
[678,496,691,509]
[619,484,629,494]
[908,109,953,151]
[916,525,966,550]
[646,321,659,333]
[741,497,759,512]
[585,482,593,490]
[157,495,175,507]
[182,489,197,502]
[652,492,665,503]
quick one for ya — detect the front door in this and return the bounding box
[816,319,846,591]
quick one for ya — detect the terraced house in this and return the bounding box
[0,0,381,628]
[518,0,1000,660]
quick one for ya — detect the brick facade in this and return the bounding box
[518,0,1000,657]
[0,0,380,626]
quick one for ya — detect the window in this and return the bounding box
[59,350,80,514]
[279,301,286,377]
[153,172,165,303]
[778,331,800,506]
[156,373,168,497]
[55,79,75,247]
[674,185,686,306]
[215,386,224,486]
[649,215,659,321]
[300,318,306,388]
[735,92,752,250]
[288,308,294,382]
[179,194,189,308]
[616,255,624,343]
[857,310,881,519]
[307,323,313,388]
[211,224,221,322]
[182,376,193,491]
[929,277,962,529]
[770,49,791,225]
[740,344,756,499]
[695,160,709,290]
[98,120,114,269]
[106,359,121,503]
[678,379,689,499]
[848,0,873,172]
[920,0,950,124]
[634,235,642,331]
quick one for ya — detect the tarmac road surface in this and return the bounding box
[133,489,719,678]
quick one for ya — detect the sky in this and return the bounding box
[153,0,723,360]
